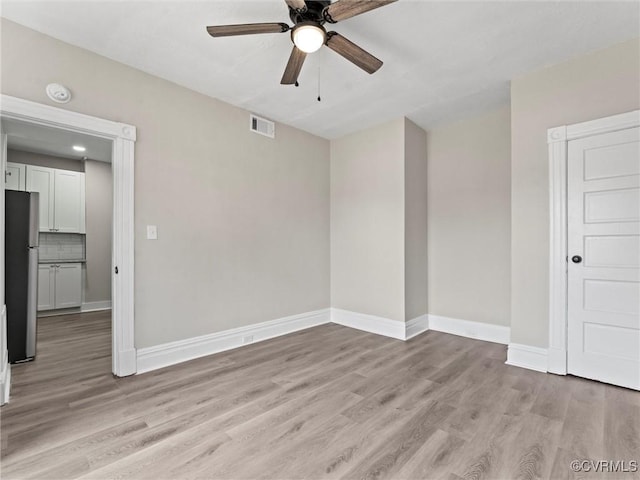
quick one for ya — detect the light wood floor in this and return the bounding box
[1,312,638,480]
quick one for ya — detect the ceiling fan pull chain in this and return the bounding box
[317,50,322,102]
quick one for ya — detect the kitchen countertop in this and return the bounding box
[39,259,86,264]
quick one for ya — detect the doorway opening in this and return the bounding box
[5,120,114,374]
[1,95,136,382]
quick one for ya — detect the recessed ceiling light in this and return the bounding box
[72,145,86,152]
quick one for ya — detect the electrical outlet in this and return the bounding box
[243,335,254,344]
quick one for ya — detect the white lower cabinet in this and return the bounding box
[38,263,82,311]
[37,265,55,310]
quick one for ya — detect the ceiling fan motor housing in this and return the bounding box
[288,0,331,24]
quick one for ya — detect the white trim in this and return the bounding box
[1,95,137,377]
[547,129,569,374]
[405,314,429,340]
[81,301,112,313]
[547,109,640,375]
[506,343,549,373]
[566,110,640,141]
[0,356,10,405]
[330,308,406,340]
[428,314,510,345]
[0,305,10,405]
[136,309,330,374]
[0,95,136,141]
[135,309,520,375]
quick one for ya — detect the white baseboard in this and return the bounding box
[405,314,429,340]
[428,314,510,345]
[1,357,11,406]
[136,309,331,374]
[330,308,406,340]
[506,343,549,373]
[81,301,112,312]
[134,308,520,375]
[1,305,10,405]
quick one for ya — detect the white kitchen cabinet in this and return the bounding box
[5,162,26,191]
[26,165,55,231]
[37,263,82,310]
[37,264,55,311]
[54,263,82,308]
[54,170,86,233]
[26,165,85,233]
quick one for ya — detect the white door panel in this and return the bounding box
[583,279,639,315]
[583,140,640,180]
[584,235,639,268]
[568,126,640,390]
[584,187,639,223]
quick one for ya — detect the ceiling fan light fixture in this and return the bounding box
[292,23,326,53]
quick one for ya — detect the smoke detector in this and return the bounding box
[46,83,72,103]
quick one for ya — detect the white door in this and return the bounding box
[53,170,85,233]
[5,162,26,191]
[54,263,82,309]
[37,265,55,311]
[26,165,55,231]
[568,126,640,390]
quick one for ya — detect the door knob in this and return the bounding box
[572,255,582,263]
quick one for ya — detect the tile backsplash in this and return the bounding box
[39,233,86,261]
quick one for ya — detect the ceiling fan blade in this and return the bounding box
[325,32,383,74]
[206,23,289,37]
[281,46,307,85]
[284,0,307,12]
[323,0,397,23]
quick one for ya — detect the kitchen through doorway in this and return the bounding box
[4,118,114,374]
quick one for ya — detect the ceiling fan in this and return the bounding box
[206,0,398,85]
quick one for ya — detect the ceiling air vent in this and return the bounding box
[250,114,275,139]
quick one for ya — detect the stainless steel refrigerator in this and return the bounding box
[5,190,39,363]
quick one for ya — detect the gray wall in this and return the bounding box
[1,19,330,348]
[84,160,112,304]
[330,118,406,322]
[427,107,511,327]
[7,149,84,172]
[511,38,640,347]
[330,117,428,323]
[404,118,428,321]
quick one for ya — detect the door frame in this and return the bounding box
[547,109,640,375]
[0,94,137,377]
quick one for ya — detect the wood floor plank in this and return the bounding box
[2,311,637,480]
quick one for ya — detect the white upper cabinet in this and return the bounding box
[26,165,55,231]
[5,162,26,191]
[25,165,85,233]
[54,169,86,233]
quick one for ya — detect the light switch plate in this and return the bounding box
[146,225,158,240]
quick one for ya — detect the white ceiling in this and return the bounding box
[1,1,639,139]
[2,119,113,162]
